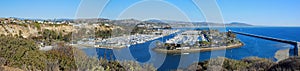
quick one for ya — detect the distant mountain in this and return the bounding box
[192,22,253,27]
[73,18,110,23]
[225,22,253,27]
[111,19,143,27]
[145,19,166,23]
[145,19,193,23]
[7,17,253,27]
[53,18,74,21]
[145,19,253,27]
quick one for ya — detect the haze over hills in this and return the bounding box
[0,17,253,27]
[226,22,253,27]
[145,19,253,27]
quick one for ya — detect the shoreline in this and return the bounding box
[275,48,289,62]
[153,43,244,54]
[95,45,126,49]
[70,44,125,49]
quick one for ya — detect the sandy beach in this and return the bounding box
[275,48,289,62]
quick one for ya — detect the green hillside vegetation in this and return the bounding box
[31,29,72,46]
[184,57,300,71]
[0,36,155,71]
[95,30,111,38]
[0,35,47,70]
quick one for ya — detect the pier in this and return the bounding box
[230,31,300,56]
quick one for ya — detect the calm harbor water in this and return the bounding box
[83,27,300,71]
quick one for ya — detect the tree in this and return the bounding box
[32,23,41,30]
[18,30,23,38]
[227,31,236,38]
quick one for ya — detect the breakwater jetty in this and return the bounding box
[230,30,300,56]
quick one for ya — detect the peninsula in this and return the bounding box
[154,30,244,54]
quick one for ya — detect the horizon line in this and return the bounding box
[1,17,300,27]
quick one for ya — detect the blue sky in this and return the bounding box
[0,0,299,26]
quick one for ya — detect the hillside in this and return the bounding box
[225,22,253,27]
[0,18,253,39]
[0,24,74,38]
[145,19,253,27]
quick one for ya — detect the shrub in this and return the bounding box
[222,58,250,70]
[32,23,41,30]
[0,36,156,71]
[45,43,77,71]
[242,57,275,70]
[0,57,6,66]
[202,57,250,71]
[0,36,47,70]
[186,62,204,71]
[268,56,300,71]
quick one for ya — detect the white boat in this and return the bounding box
[127,45,131,47]
[137,41,144,44]
[182,53,190,55]
[94,45,100,47]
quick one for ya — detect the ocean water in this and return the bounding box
[83,27,300,71]
[227,27,300,41]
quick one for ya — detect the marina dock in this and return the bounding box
[95,30,180,49]
[166,30,201,45]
